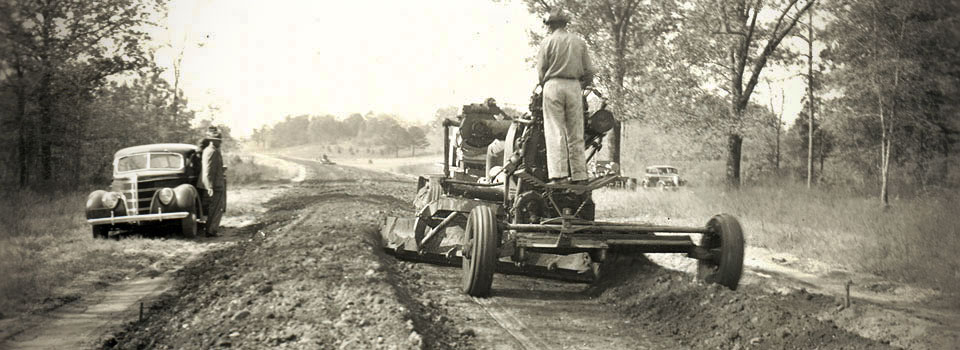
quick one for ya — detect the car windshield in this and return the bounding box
[647,167,678,175]
[116,153,183,173]
[150,154,182,169]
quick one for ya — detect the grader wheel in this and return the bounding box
[697,214,745,290]
[461,205,499,297]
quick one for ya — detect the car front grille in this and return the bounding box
[111,175,187,215]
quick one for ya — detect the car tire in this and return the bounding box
[92,225,109,239]
[461,205,498,297]
[181,212,198,239]
[697,214,745,290]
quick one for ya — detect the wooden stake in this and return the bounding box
[844,280,852,308]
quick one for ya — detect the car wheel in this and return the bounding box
[461,205,499,297]
[697,214,745,290]
[92,225,109,239]
[181,211,198,238]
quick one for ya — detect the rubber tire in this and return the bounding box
[181,212,198,239]
[697,214,745,290]
[461,205,499,297]
[92,225,109,239]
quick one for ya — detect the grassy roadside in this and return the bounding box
[0,190,193,319]
[0,157,290,323]
[592,184,960,294]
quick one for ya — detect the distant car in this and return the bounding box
[640,165,685,191]
[589,160,637,190]
[85,143,224,239]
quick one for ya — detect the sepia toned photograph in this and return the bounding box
[1,0,958,349]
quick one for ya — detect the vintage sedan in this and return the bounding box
[85,143,222,238]
[640,165,685,191]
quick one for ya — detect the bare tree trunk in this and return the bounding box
[726,133,743,188]
[603,1,637,166]
[878,92,890,208]
[806,7,815,189]
[38,70,53,181]
[15,57,29,187]
[607,52,626,165]
[776,89,783,170]
[37,3,56,181]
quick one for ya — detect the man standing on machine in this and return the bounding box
[536,9,596,185]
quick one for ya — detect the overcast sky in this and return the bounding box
[153,0,806,137]
[153,0,544,136]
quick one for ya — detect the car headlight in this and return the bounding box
[158,188,175,205]
[102,192,120,208]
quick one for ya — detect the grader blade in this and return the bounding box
[380,216,597,282]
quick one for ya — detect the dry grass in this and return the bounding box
[0,190,196,318]
[593,184,960,293]
[226,154,294,185]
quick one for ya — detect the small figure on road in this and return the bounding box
[198,126,226,236]
[536,9,596,185]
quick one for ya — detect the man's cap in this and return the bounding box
[204,126,223,141]
[544,9,569,25]
[485,97,497,106]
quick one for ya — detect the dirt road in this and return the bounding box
[93,158,914,350]
[7,156,951,349]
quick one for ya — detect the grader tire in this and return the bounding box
[461,205,498,297]
[697,214,744,290]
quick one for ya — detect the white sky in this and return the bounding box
[153,0,544,136]
[152,0,807,137]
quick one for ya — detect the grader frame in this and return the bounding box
[381,88,744,297]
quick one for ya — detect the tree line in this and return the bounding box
[0,0,225,188]
[521,0,960,206]
[251,113,430,158]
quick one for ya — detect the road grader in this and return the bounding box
[381,87,744,297]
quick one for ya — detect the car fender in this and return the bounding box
[173,184,199,213]
[150,184,198,214]
[86,190,108,210]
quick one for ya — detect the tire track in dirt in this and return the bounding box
[100,160,480,349]
[97,158,900,349]
[470,297,550,350]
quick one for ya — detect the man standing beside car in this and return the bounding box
[536,9,596,185]
[198,126,225,236]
